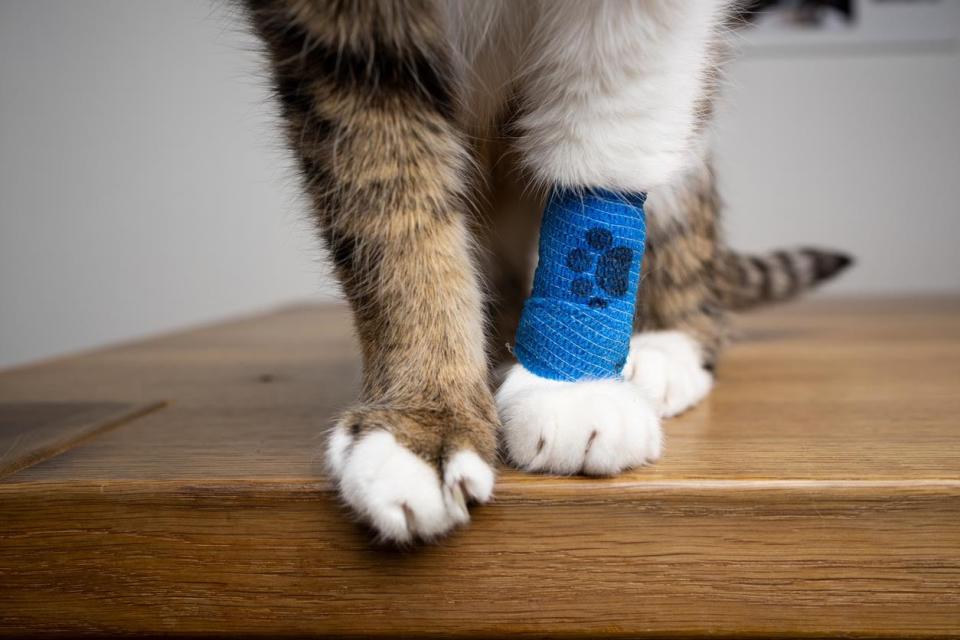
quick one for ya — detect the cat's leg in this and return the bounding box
[624,162,726,418]
[472,138,543,377]
[246,0,496,542]
[626,159,853,417]
[497,0,730,475]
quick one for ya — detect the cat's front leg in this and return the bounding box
[494,188,663,476]
[246,0,496,542]
[497,0,729,475]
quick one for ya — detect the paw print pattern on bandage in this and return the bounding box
[565,227,635,310]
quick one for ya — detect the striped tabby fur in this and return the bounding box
[242,0,851,542]
[245,0,499,469]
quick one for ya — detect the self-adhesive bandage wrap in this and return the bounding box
[514,188,647,382]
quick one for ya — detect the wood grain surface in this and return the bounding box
[1,298,958,638]
[0,401,165,479]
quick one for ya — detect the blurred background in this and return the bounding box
[1,0,958,369]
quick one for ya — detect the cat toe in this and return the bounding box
[496,364,661,476]
[625,330,713,418]
[325,422,494,543]
[442,449,495,523]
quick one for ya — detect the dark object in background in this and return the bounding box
[734,0,854,27]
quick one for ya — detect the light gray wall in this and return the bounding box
[0,1,329,369]
[714,44,960,295]
[1,1,958,369]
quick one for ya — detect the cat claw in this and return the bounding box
[496,364,662,476]
[326,426,494,543]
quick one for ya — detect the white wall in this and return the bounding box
[0,0,330,369]
[1,1,958,369]
[714,43,960,295]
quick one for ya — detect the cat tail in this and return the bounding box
[713,247,853,311]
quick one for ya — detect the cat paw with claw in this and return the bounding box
[326,410,495,543]
[623,330,713,417]
[496,364,662,476]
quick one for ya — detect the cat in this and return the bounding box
[241,0,850,543]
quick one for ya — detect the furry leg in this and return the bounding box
[247,0,498,542]
[515,0,731,192]
[497,0,731,475]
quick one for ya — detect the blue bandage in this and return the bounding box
[514,187,647,382]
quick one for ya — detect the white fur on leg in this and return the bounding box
[325,426,494,543]
[496,364,662,476]
[513,0,732,192]
[623,330,713,418]
[325,422,353,476]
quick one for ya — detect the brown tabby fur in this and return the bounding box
[243,0,850,471]
[245,0,497,465]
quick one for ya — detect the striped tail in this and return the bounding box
[714,247,853,311]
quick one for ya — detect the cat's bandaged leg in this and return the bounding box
[514,188,647,381]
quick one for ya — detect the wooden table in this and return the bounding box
[1,298,958,638]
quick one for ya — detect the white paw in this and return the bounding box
[496,364,662,476]
[623,330,713,418]
[326,426,494,543]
